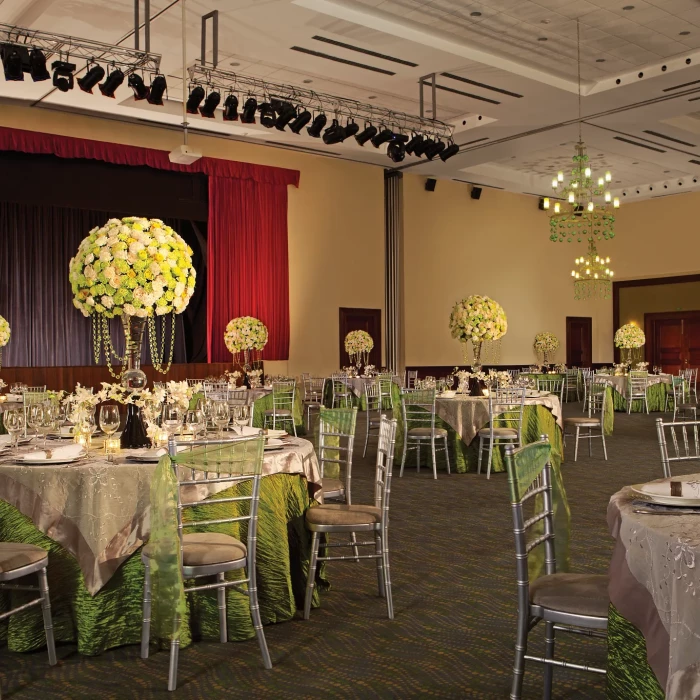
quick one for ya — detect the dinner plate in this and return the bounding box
[631,478,700,507]
[127,446,188,463]
[265,429,287,438]
[264,438,285,451]
[22,452,86,465]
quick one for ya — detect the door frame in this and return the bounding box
[644,309,700,369]
[338,307,382,368]
[566,316,593,367]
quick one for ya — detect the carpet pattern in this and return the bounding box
[2,401,691,699]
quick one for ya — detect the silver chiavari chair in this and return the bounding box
[477,386,526,480]
[564,368,580,402]
[580,368,593,407]
[656,418,700,478]
[228,388,255,426]
[508,369,520,382]
[666,375,697,422]
[263,380,297,436]
[330,373,352,408]
[378,374,394,413]
[681,368,698,404]
[302,377,326,430]
[627,371,649,415]
[185,378,200,387]
[406,370,418,389]
[536,377,564,406]
[564,380,608,461]
[304,415,397,621]
[317,407,357,504]
[505,439,607,700]
[140,435,270,691]
[204,382,229,401]
[362,379,382,458]
[400,388,450,480]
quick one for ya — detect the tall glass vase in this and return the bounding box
[120,315,150,449]
[471,341,483,372]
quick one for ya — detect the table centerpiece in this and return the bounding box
[344,330,374,371]
[224,316,268,385]
[533,331,559,367]
[0,315,10,371]
[614,324,645,367]
[449,295,508,371]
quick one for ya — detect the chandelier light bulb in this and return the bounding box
[613,197,620,208]
[586,268,590,274]
[605,268,609,274]
[568,192,575,203]
[576,272,580,279]
[598,177,604,187]
[605,171,612,182]
[554,202,561,213]
[594,273,599,279]
[605,191,611,202]
[595,255,600,262]
[572,181,578,188]
[584,167,591,177]
[557,171,564,182]
[571,270,576,277]
[552,178,558,188]
[606,256,610,263]
[610,271,614,277]
[587,201,594,212]
[543,197,550,209]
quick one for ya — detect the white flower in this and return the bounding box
[85,253,95,264]
[98,248,113,262]
[0,315,10,347]
[124,303,136,316]
[101,295,114,309]
[84,265,97,281]
[344,331,373,357]
[95,235,108,246]
[449,295,507,343]
[224,317,269,354]
[149,261,161,276]
[614,324,645,349]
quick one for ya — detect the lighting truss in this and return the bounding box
[188,64,454,141]
[0,23,161,75]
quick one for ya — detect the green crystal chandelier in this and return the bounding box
[571,241,614,300]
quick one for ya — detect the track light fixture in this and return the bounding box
[51,60,76,92]
[99,67,124,97]
[322,118,346,145]
[355,123,378,146]
[186,85,205,114]
[78,63,105,93]
[240,97,257,123]
[128,73,149,100]
[371,128,394,148]
[199,91,221,118]
[307,113,327,138]
[414,137,433,157]
[28,48,50,81]
[1,47,24,81]
[274,103,297,131]
[258,102,276,127]
[344,120,360,139]
[440,141,460,162]
[222,94,239,121]
[147,74,167,105]
[424,139,446,160]
[289,109,312,134]
[405,133,424,156]
[387,138,406,163]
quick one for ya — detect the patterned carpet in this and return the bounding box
[1,403,681,699]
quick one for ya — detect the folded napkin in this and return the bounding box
[5,394,22,402]
[240,426,263,436]
[23,444,85,461]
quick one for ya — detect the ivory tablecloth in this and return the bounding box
[597,373,672,398]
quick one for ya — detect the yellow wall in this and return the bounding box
[0,105,385,377]
[619,281,700,328]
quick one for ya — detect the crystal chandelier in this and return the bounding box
[571,241,614,300]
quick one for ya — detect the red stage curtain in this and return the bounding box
[0,126,299,361]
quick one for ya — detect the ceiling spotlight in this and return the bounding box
[274,103,297,131]
[414,137,434,157]
[371,128,394,148]
[323,119,347,144]
[78,63,105,93]
[289,109,312,134]
[440,141,460,162]
[307,113,327,138]
[2,47,24,81]
[127,72,149,100]
[222,94,239,121]
[147,74,167,105]
[344,120,360,139]
[240,97,258,123]
[99,68,124,97]
[51,60,76,92]
[355,123,378,146]
[259,102,276,127]
[387,138,406,163]
[199,91,221,118]
[186,85,205,114]
[405,133,424,156]
[28,48,50,81]
[425,140,446,160]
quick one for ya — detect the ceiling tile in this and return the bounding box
[554,1,599,19]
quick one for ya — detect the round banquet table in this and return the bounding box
[607,478,700,699]
[596,373,673,413]
[0,436,324,655]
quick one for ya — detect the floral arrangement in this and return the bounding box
[224,317,268,355]
[614,324,645,349]
[486,369,512,387]
[453,367,487,393]
[449,295,508,344]
[345,330,374,365]
[63,384,107,428]
[0,379,5,391]
[165,380,202,410]
[635,362,649,371]
[342,366,358,377]
[248,368,263,388]
[225,370,242,386]
[69,217,196,318]
[534,332,559,355]
[100,382,167,439]
[554,363,567,373]
[0,315,10,347]
[363,364,377,377]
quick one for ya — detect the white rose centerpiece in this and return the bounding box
[614,323,646,366]
[449,295,507,369]
[533,332,559,366]
[344,330,374,368]
[0,315,10,370]
[224,316,268,369]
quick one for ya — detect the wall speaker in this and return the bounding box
[470,186,482,200]
[425,178,437,192]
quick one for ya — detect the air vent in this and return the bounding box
[289,46,395,75]
[453,179,504,190]
[663,79,700,92]
[441,72,522,98]
[643,130,696,147]
[613,136,666,153]
[459,137,489,146]
[267,141,342,156]
[311,36,417,67]
[435,83,500,105]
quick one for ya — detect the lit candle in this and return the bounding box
[587,201,594,212]
[105,437,121,455]
[74,432,91,449]
[155,429,169,447]
[598,177,604,187]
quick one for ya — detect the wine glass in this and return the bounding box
[445,376,454,391]
[28,404,45,445]
[4,409,25,457]
[162,405,184,439]
[100,405,121,460]
[212,401,230,438]
[184,409,204,440]
[234,404,250,434]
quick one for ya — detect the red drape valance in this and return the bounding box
[0,125,298,361]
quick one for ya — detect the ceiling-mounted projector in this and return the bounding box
[168,145,202,165]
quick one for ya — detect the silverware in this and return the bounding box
[634,509,700,516]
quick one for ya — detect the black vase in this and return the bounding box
[120,403,150,449]
[469,377,485,397]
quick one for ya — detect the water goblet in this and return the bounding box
[184,409,204,440]
[162,405,184,439]
[28,404,45,445]
[212,401,230,438]
[4,409,25,457]
[235,404,250,434]
[100,405,121,460]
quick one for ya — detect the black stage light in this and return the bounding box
[271,99,294,116]
[424,139,446,160]
[274,103,297,131]
[405,133,424,156]
[2,48,24,81]
[307,113,327,138]
[28,48,50,81]
[413,137,433,157]
[222,94,239,121]
[147,74,167,105]
[440,141,460,162]
[259,102,276,127]
[322,119,346,144]
[387,138,406,163]
[99,68,124,97]
[199,91,220,118]
[288,109,311,134]
[186,85,205,114]
[78,64,105,93]
[344,120,359,139]
[240,97,257,123]
[371,128,393,148]
[51,60,76,92]
[128,73,149,100]
[355,123,377,146]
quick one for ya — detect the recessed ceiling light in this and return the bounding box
[632,161,638,165]
[368,95,377,100]
[680,31,691,36]
[664,170,670,173]
[596,58,606,63]
[537,37,548,41]
[230,61,240,66]
[541,19,551,24]
[622,5,634,10]
[470,11,482,17]
[303,79,313,83]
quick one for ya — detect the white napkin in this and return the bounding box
[23,444,85,461]
[6,394,22,401]
[137,446,188,459]
[0,435,11,446]
[240,426,263,436]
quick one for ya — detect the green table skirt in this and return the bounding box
[252,390,305,434]
[322,381,391,411]
[0,473,324,656]
[607,604,664,699]
[611,382,671,413]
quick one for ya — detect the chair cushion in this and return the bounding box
[306,504,382,527]
[564,417,601,427]
[407,427,448,437]
[263,409,292,416]
[321,477,345,496]
[478,427,518,437]
[0,542,48,574]
[144,532,246,567]
[530,573,609,618]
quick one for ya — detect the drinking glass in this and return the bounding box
[28,404,45,444]
[100,405,121,459]
[445,376,454,391]
[212,401,230,438]
[234,404,250,434]
[4,409,25,457]
[184,409,204,440]
[162,405,184,438]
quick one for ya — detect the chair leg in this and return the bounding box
[291,415,297,437]
[167,615,180,692]
[574,427,580,462]
[416,443,420,473]
[511,611,529,700]
[443,435,451,475]
[381,526,394,620]
[602,430,608,461]
[37,567,57,666]
[430,438,437,480]
[486,438,494,480]
[400,436,407,477]
[141,558,152,659]
[588,428,593,457]
[477,436,484,474]
[543,621,555,700]
[363,413,370,458]
[248,570,272,669]
[304,531,321,620]
[375,533,385,598]
[217,572,228,643]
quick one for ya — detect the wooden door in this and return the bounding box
[339,308,382,369]
[566,317,592,367]
[646,311,700,372]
